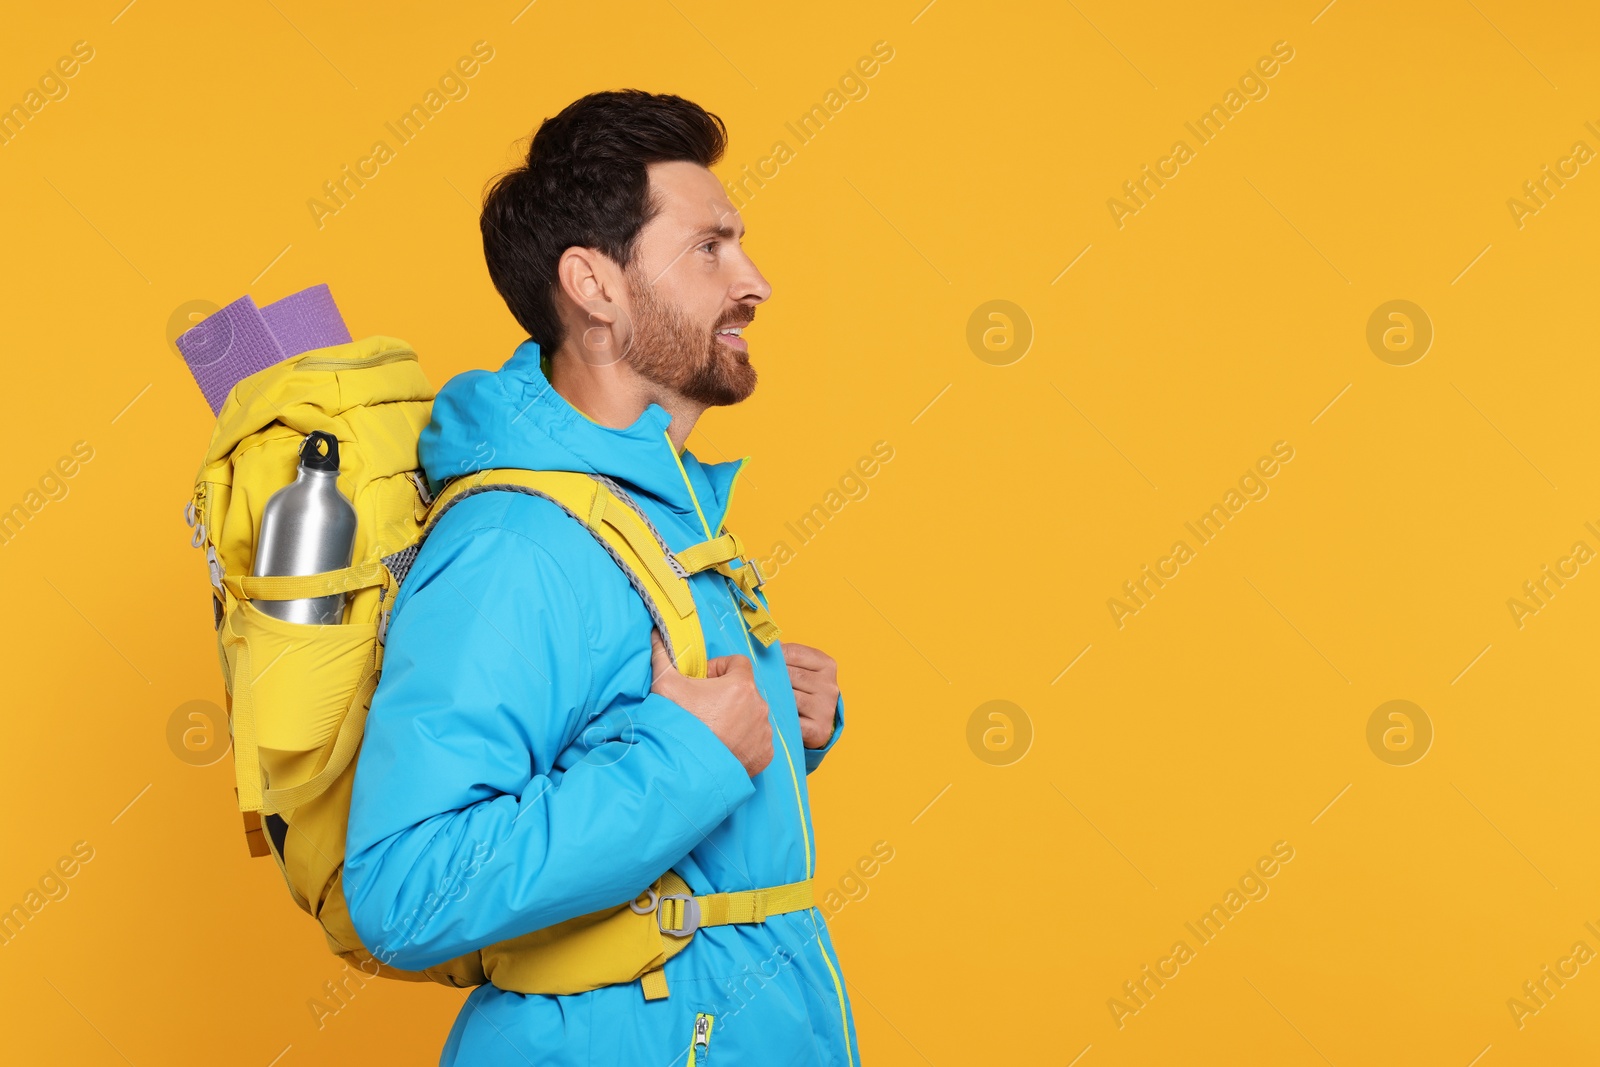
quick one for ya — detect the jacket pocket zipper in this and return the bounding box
[687,1012,714,1066]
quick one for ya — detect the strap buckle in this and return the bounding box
[719,558,762,599]
[629,887,659,915]
[738,555,765,593]
[657,893,701,937]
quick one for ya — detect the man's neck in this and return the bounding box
[547,347,704,452]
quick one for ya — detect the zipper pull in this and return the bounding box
[689,1012,713,1064]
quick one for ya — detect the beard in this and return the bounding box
[619,262,757,407]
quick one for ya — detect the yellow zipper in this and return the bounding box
[670,440,855,1067]
[296,347,417,371]
[665,430,715,539]
[727,582,853,1066]
[670,442,808,874]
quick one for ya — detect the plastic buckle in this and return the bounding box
[408,470,436,507]
[727,566,764,615]
[657,893,701,937]
[206,545,224,594]
[720,551,762,594]
[629,887,659,915]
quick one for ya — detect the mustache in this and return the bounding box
[715,309,755,330]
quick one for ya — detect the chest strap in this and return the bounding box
[633,871,815,1000]
[673,531,782,647]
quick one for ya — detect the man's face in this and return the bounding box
[615,161,771,407]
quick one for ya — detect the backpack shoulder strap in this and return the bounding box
[405,468,708,678]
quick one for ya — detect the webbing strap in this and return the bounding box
[716,558,781,646]
[674,531,780,646]
[638,871,815,1000]
[230,649,263,812]
[223,561,387,602]
[640,968,671,1000]
[591,493,696,620]
[663,878,815,930]
[674,532,743,574]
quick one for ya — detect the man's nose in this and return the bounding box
[732,249,772,305]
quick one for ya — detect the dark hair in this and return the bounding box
[480,90,728,351]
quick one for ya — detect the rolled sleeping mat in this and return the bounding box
[179,283,353,415]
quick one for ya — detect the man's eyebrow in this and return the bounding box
[688,220,743,241]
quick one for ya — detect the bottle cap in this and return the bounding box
[300,431,341,473]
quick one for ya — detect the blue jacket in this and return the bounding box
[343,339,859,1066]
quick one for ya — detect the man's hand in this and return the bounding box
[783,642,840,749]
[650,630,774,777]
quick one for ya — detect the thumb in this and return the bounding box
[705,653,753,680]
[649,629,682,688]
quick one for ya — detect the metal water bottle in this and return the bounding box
[253,430,357,624]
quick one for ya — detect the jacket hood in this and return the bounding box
[419,338,747,537]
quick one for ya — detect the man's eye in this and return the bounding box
[700,240,719,255]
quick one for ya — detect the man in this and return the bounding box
[343,90,860,1066]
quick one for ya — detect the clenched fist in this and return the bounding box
[783,642,840,749]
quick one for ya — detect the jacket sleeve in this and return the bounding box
[803,691,845,775]
[343,514,758,973]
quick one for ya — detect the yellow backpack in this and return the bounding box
[185,333,808,1000]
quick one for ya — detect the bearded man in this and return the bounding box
[343,89,859,1067]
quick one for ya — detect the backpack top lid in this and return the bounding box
[194,334,435,481]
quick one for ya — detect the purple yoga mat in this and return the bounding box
[179,283,353,415]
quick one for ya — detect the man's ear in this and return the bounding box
[557,246,622,321]
[557,247,629,368]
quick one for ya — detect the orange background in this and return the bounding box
[3,1,1599,1063]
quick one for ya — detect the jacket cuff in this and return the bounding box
[804,691,845,775]
[636,691,758,815]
